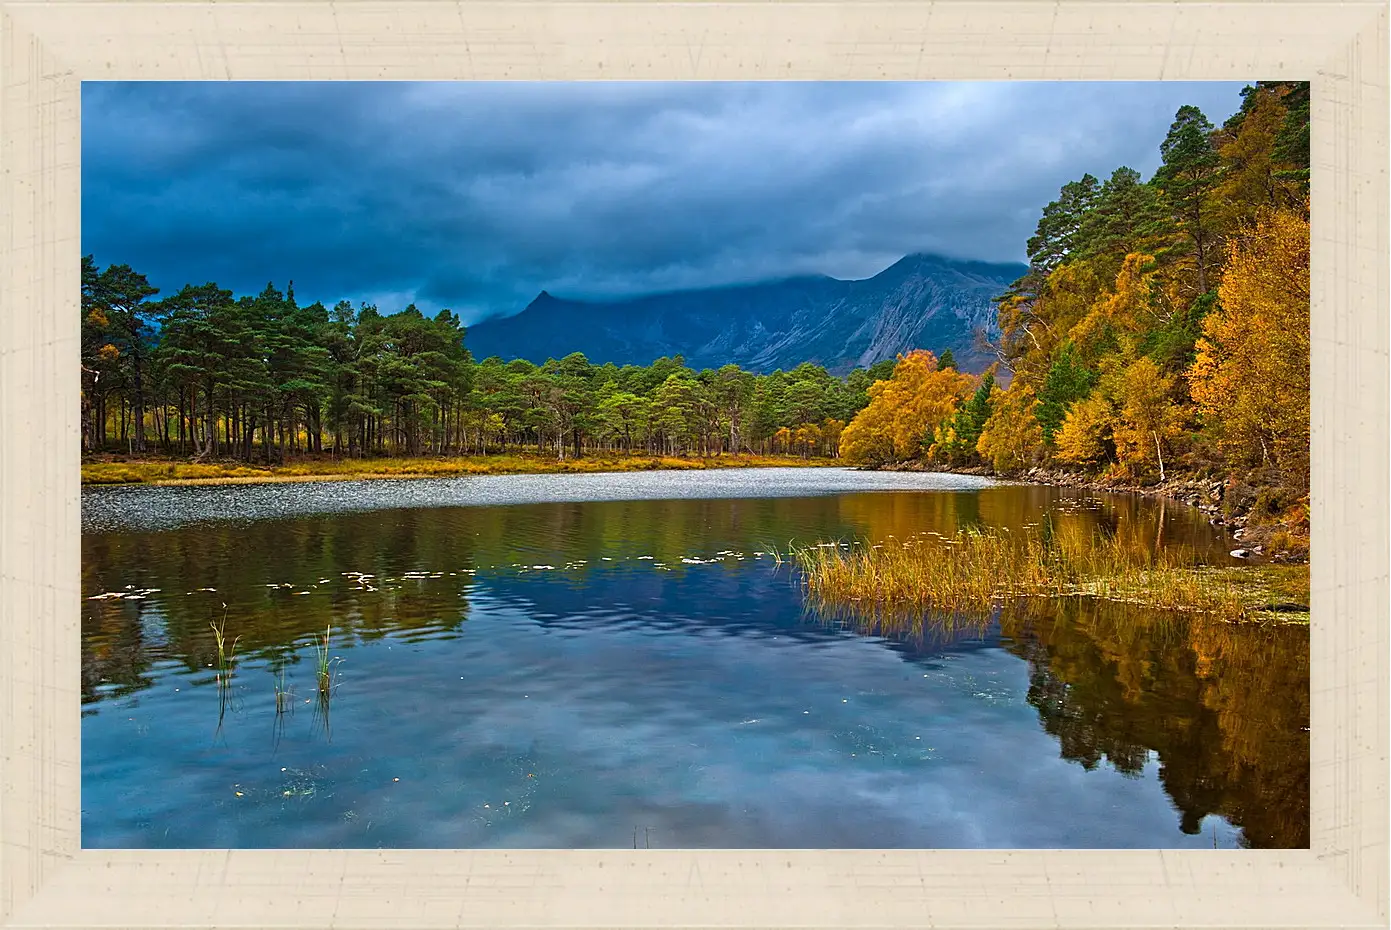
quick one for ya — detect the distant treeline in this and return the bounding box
[837,82,1311,521]
[81,262,926,460]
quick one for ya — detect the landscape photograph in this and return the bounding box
[80,80,1311,849]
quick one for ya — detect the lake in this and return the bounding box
[81,467,1309,849]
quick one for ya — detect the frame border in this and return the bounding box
[1,2,1385,927]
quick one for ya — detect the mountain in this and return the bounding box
[464,253,1026,375]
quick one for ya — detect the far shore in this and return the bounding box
[81,453,842,488]
[872,461,1310,564]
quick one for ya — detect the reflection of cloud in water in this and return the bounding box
[81,478,1289,849]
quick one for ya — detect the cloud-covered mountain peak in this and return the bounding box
[466,253,1025,374]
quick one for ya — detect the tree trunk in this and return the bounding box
[132,350,146,454]
[178,387,187,455]
[97,393,108,449]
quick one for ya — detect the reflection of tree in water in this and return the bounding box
[81,495,856,703]
[999,598,1308,849]
[81,508,485,703]
[82,598,160,704]
[835,485,1232,562]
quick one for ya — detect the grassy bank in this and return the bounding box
[82,452,839,487]
[793,523,1309,626]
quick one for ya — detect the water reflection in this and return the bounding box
[81,477,1306,849]
[1008,600,1309,849]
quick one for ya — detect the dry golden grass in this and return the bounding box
[794,523,1294,624]
[82,453,834,486]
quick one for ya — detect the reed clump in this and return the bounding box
[313,622,339,697]
[794,524,1255,623]
[209,609,241,678]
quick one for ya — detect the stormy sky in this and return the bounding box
[82,81,1246,323]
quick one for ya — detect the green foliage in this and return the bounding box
[1026,174,1101,276]
[1140,291,1217,376]
[1075,167,1161,268]
[1152,105,1224,291]
[932,371,995,464]
[1036,345,1097,443]
[80,262,901,461]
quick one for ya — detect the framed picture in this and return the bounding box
[2,2,1385,927]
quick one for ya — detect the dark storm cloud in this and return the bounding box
[82,81,1245,323]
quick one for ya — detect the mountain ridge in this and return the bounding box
[466,252,1026,375]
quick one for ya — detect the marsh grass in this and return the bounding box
[302,625,342,742]
[794,524,1269,624]
[209,607,241,681]
[313,623,341,698]
[204,608,245,738]
[81,453,832,486]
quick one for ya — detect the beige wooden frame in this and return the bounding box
[1,2,1385,927]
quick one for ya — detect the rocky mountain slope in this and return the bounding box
[465,253,1026,374]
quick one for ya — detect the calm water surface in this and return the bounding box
[81,468,1308,849]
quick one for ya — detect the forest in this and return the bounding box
[82,80,1310,523]
[839,82,1310,533]
[81,261,911,462]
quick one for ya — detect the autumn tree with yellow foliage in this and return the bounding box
[976,382,1046,473]
[839,350,976,466]
[979,82,1308,496]
[1189,203,1310,491]
[841,82,1309,550]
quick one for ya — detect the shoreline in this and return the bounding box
[882,462,1227,517]
[876,462,1308,563]
[81,453,842,488]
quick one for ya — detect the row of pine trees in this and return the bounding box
[81,261,907,461]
